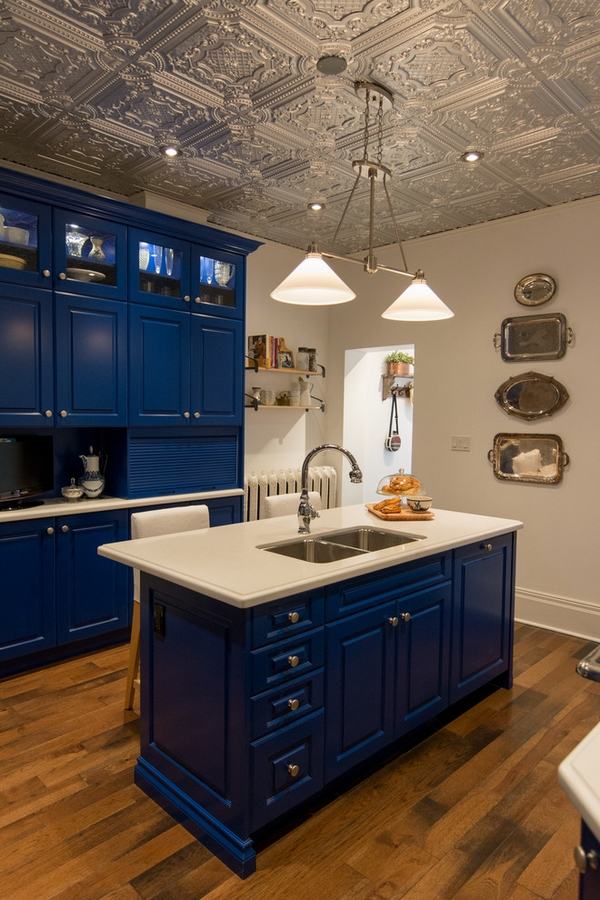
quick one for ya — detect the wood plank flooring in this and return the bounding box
[0,624,599,899]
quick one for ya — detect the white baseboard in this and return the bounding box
[515,587,600,642]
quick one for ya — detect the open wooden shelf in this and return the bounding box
[244,364,323,377]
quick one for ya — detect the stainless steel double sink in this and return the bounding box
[259,526,425,564]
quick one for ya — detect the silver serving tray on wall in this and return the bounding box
[487,433,570,485]
[493,313,573,361]
[494,371,569,420]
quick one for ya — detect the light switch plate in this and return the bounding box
[451,436,471,451]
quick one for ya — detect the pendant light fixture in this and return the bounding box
[270,80,453,321]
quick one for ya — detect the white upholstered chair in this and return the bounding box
[124,504,210,710]
[263,491,322,519]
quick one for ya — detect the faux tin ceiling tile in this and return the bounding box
[0,0,599,251]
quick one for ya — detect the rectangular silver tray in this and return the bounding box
[495,312,572,362]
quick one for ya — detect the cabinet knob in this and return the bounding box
[42,269,51,278]
[193,411,200,419]
[183,411,190,419]
[61,524,70,533]
[183,295,191,303]
[287,697,300,711]
[44,409,53,418]
[194,296,201,304]
[287,763,300,778]
[400,612,412,623]
[59,409,68,418]
[288,610,300,624]
[388,616,399,627]
[288,655,300,668]
[574,845,599,874]
[482,543,493,552]
[46,526,55,535]
[58,272,66,280]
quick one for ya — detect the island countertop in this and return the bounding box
[559,720,600,843]
[98,505,522,608]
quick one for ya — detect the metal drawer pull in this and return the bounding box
[287,698,300,711]
[183,294,191,302]
[59,410,68,418]
[574,845,599,873]
[288,655,300,668]
[400,612,411,623]
[194,296,201,304]
[46,526,54,535]
[183,411,190,418]
[58,272,66,280]
[388,616,399,627]
[42,269,51,278]
[288,610,300,624]
[193,411,200,418]
[61,524,70,533]
[287,763,300,778]
[44,409,53,418]
[482,543,492,552]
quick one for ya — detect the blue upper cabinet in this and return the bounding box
[0,284,53,427]
[53,209,127,300]
[191,246,244,319]
[191,315,243,425]
[129,304,191,426]
[55,294,127,426]
[128,227,191,309]
[0,194,52,289]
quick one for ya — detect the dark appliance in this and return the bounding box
[0,435,53,509]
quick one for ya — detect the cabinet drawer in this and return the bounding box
[251,710,324,830]
[251,628,324,694]
[250,670,324,739]
[251,592,324,647]
[326,553,450,620]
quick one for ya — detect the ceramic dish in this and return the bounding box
[66,267,106,283]
[406,495,433,512]
[0,253,26,270]
[0,225,29,245]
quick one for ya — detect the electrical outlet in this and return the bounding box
[451,436,471,452]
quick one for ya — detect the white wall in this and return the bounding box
[342,346,413,505]
[325,197,600,640]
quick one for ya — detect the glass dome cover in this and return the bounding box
[376,470,422,496]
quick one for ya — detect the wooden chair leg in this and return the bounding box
[124,600,141,711]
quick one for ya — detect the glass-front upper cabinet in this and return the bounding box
[190,246,243,318]
[128,228,191,309]
[0,194,52,288]
[53,209,127,299]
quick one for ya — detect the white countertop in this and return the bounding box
[559,719,600,842]
[98,505,522,608]
[0,488,244,524]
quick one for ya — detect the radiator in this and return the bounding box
[244,466,337,521]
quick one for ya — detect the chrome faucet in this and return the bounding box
[298,443,363,534]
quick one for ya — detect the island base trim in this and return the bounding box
[134,757,256,879]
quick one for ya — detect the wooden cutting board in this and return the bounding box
[366,502,435,522]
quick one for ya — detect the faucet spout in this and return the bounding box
[298,443,363,534]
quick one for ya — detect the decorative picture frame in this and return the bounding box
[487,433,570,485]
[279,350,294,368]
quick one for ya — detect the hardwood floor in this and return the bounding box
[0,624,598,899]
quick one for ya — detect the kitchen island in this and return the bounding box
[99,505,522,877]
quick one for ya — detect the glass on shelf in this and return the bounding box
[196,254,236,308]
[0,205,38,272]
[138,241,183,298]
[64,223,117,285]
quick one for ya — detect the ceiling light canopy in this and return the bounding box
[161,145,179,158]
[308,201,324,211]
[316,55,348,75]
[460,149,483,162]
[271,80,454,321]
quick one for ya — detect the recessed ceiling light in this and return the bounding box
[460,149,483,163]
[316,55,348,76]
[308,201,325,211]
[161,145,179,158]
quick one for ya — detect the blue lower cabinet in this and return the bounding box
[55,293,127,426]
[579,821,600,899]
[191,314,243,425]
[205,496,242,526]
[55,510,129,644]
[129,304,190,426]
[450,534,514,703]
[325,601,396,780]
[0,518,56,662]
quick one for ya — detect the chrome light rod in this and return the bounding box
[320,249,414,279]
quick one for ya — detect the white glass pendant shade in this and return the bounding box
[381,273,454,321]
[271,253,355,306]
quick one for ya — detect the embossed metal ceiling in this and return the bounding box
[1,0,600,251]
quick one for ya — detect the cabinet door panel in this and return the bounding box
[450,534,514,703]
[396,583,451,735]
[0,518,55,661]
[128,227,191,309]
[55,294,127,426]
[53,209,127,300]
[190,246,243,319]
[0,193,52,288]
[191,315,243,425]
[55,511,129,644]
[0,285,53,426]
[325,602,396,780]
[129,304,190,426]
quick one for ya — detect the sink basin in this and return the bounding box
[261,537,366,564]
[322,527,424,552]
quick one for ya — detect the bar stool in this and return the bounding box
[124,504,210,711]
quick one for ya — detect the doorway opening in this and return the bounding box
[342,344,414,506]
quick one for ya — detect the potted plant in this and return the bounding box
[384,350,414,377]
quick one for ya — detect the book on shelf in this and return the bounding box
[248,334,289,369]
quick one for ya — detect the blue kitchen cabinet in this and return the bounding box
[55,510,129,644]
[579,821,600,899]
[191,315,243,425]
[205,496,242,526]
[0,193,52,289]
[53,209,127,300]
[0,518,56,662]
[55,294,127,426]
[128,304,191,426]
[190,245,244,319]
[0,284,53,427]
[128,227,191,309]
[325,601,396,780]
[450,534,515,703]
